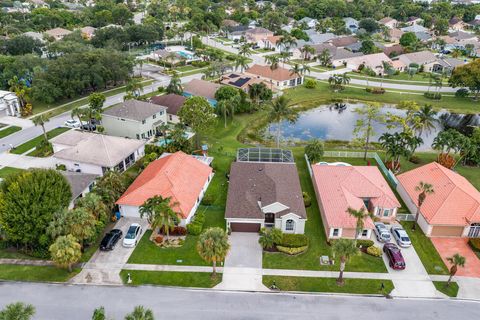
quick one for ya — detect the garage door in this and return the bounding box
[430,226,464,237]
[230,222,261,232]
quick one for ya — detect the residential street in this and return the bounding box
[0,282,479,320]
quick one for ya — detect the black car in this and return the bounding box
[82,123,97,131]
[100,229,123,251]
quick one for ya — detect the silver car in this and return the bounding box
[374,222,391,242]
[391,225,412,248]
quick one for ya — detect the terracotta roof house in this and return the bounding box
[61,171,98,209]
[379,17,398,29]
[45,27,72,40]
[183,79,221,105]
[116,151,213,226]
[51,130,145,176]
[387,28,404,43]
[149,94,186,123]
[311,165,401,240]
[261,35,282,51]
[396,162,480,238]
[245,27,274,45]
[244,64,303,90]
[225,149,306,233]
[220,73,265,93]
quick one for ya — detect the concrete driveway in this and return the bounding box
[215,233,268,291]
[70,217,149,285]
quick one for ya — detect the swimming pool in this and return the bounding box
[177,50,194,59]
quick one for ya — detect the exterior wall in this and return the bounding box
[226,218,264,230]
[55,158,104,175]
[430,226,464,237]
[119,204,140,217]
[167,113,180,124]
[279,215,306,234]
[102,110,167,140]
[417,212,433,236]
[396,182,419,216]
[244,72,304,90]
[328,227,372,240]
[181,172,214,226]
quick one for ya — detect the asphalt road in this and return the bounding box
[0,282,478,319]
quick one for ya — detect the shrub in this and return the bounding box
[201,194,215,206]
[469,238,480,251]
[56,164,66,171]
[305,139,324,163]
[187,222,202,235]
[304,78,317,89]
[455,88,469,98]
[279,234,308,248]
[366,87,385,94]
[409,155,421,164]
[191,61,209,68]
[276,245,308,255]
[303,192,311,207]
[193,212,205,225]
[157,86,165,92]
[154,235,164,243]
[367,245,382,257]
[424,92,441,100]
[170,226,187,236]
[438,153,455,169]
[356,239,374,248]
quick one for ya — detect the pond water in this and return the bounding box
[267,103,480,151]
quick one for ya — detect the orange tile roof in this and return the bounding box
[312,165,400,229]
[397,162,480,226]
[265,35,282,45]
[245,64,298,81]
[116,151,212,219]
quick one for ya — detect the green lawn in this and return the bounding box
[0,126,22,139]
[11,127,70,155]
[433,281,459,297]
[120,270,221,288]
[0,167,24,179]
[0,247,41,260]
[0,265,80,282]
[401,222,449,275]
[263,276,394,294]
[348,72,449,85]
[283,81,480,114]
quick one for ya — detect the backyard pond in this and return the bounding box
[267,103,480,151]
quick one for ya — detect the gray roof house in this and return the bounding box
[401,24,429,33]
[102,100,168,140]
[61,171,98,209]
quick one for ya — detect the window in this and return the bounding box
[136,134,140,139]
[332,228,339,237]
[160,111,164,115]
[142,120,146,124]
[383,209,390,217]
[285,219,295,231]
[362,229,368,237]
[169,115,173,121]
[153,114,156,119]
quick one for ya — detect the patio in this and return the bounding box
[431,237,480,278]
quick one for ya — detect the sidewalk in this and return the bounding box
[0,153,56,169]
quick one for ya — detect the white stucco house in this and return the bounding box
[0,90,20,117]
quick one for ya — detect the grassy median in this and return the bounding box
[120,270,221,288]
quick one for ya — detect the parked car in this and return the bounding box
[82,123,97,131]
[391,225,412,248]
[374,222,391,243]
[64,119,81,128]
[122,223,142,248]
[100,229,123,251]
[383,243,406,270]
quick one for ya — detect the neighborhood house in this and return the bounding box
[244,64,303,90]
[62,171,98,209]
[149,94,186,123]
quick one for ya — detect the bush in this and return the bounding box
[170,226,187,236]
[438,153,455,169]
[366,245,382,257]
[424,92,441,100]
[187,222,202,235]
[201,194,215,206]
[154,235,164,243]
[303,192,311,207]
[276,245,308,255]
[356,239,374,248]
[278,234,308,248]
[409,155,421,164]
[304,78,317,89]
[366,87,385,94]
[305,139,324,163]
[469,238,480,251]
[191,61,210,68]
[455,88,469,98]
[193,212,205,225]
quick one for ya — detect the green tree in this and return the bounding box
[249,83,272,106]
[216,99,236,128]
[8,76,30,109]
[399,32,418,50]
[234,55,249,72]
[331,239,359,285]
[140,195,179,241]
[94,170,126,211]
[258,228,283,250]
[178,96,216,148]
[71,107,86,131]
[346,207,374,241]
[0,169,71,249]
[0,302,35,320]
[449,60,480,100]
[126,78,144,97]
[87,92,106,130]
[264,54,280,91]
[268,96,298,148]
[32,113,50,143]
[353,103,383,160]
[49,234,82,272]
[214,86,239,102]
[412,182,434,231]
[76,192,108,223]
[446,254,466,287]
[359,18,379,33]
[360,40,377,54]
[318,49,332,67]
[166,72,183,95]
[304,139,324,163]
[125,306,154,320]
[197,227,230,277]
[68,207,97,247]
[92,307,106,320]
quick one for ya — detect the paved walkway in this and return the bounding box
[0,117,33,128]
[431,237,480,277]
[0,153,56,169]
[0,258,53,266]
[214,233,268,291]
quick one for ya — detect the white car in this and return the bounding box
[374,222,391,243]
[64,119,82,128]
[122,223,142,248]
[391,225,412,248]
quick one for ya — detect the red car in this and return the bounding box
[383,243,406,270]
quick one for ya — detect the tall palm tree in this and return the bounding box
[166,72,183,95]
[301,45,315,61]
[197,227,230,277]
[125,306,154,320]
[0,302,35,320]
[331,239,359,286]
[32,114,50,143]
[279,51,290,68]
[340,73,351,87]
[446,254,466,287]
[234,55,249,72]
[71,107,85,132]
[238,43,252,57]
[166,52,178,71]
[301,63,311,76]
[216,98,236,128]
[126,78,144,97]
[268,96,298,147]
[346,207,374,242]
[264,55,280,91]
[318,49,332,67]
[140,195,179,241]
[411,105,438,138]
[412,181,434,231]
[289,63,302,77]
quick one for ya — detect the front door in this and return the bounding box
[265,213,275,227]
[468,223,480,238]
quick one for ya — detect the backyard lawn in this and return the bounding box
[433,281,459,297]
[0,126,21,139]
[11,127,70,155]
[263,276,394,294]
[0,265,80,282]
[120,270,222,288]
[0,167,24,179]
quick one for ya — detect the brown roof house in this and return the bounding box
[150,94,186,123]
[225,148,307,233]
[183,79,222,105]
[329,36,358,48]
[45,27,72,41]
[244,64,303,90]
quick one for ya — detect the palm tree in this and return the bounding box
[216,99,235,128]
[8,76,30,109]
[331,239,359,285]
[234,55,249,72]
[126,78,144,98]
[92,307,106,320]
[318,49,332,67]
[279,51,290,68]
[346,207,374,242]
[125,306,154,320]
[289,63,302,77]
[166,72,183,95]
[197,227,230,277]
[340,73,351,87]
[49,234,82,272]
[412,182,434,231]
[0,302,35,320]
[94,170,126,210]
[77,192,108,221]
[71,107,85,132]
[166,52,178,71]
[268,96,298,148]
[300,45,315,60]
[32,114,50,143]
[140,195,179,241]
[238,43,252,57]
[446,254,466,287]
[411,105,438,138]
[264,55,280,91]
[301,64,311,76]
